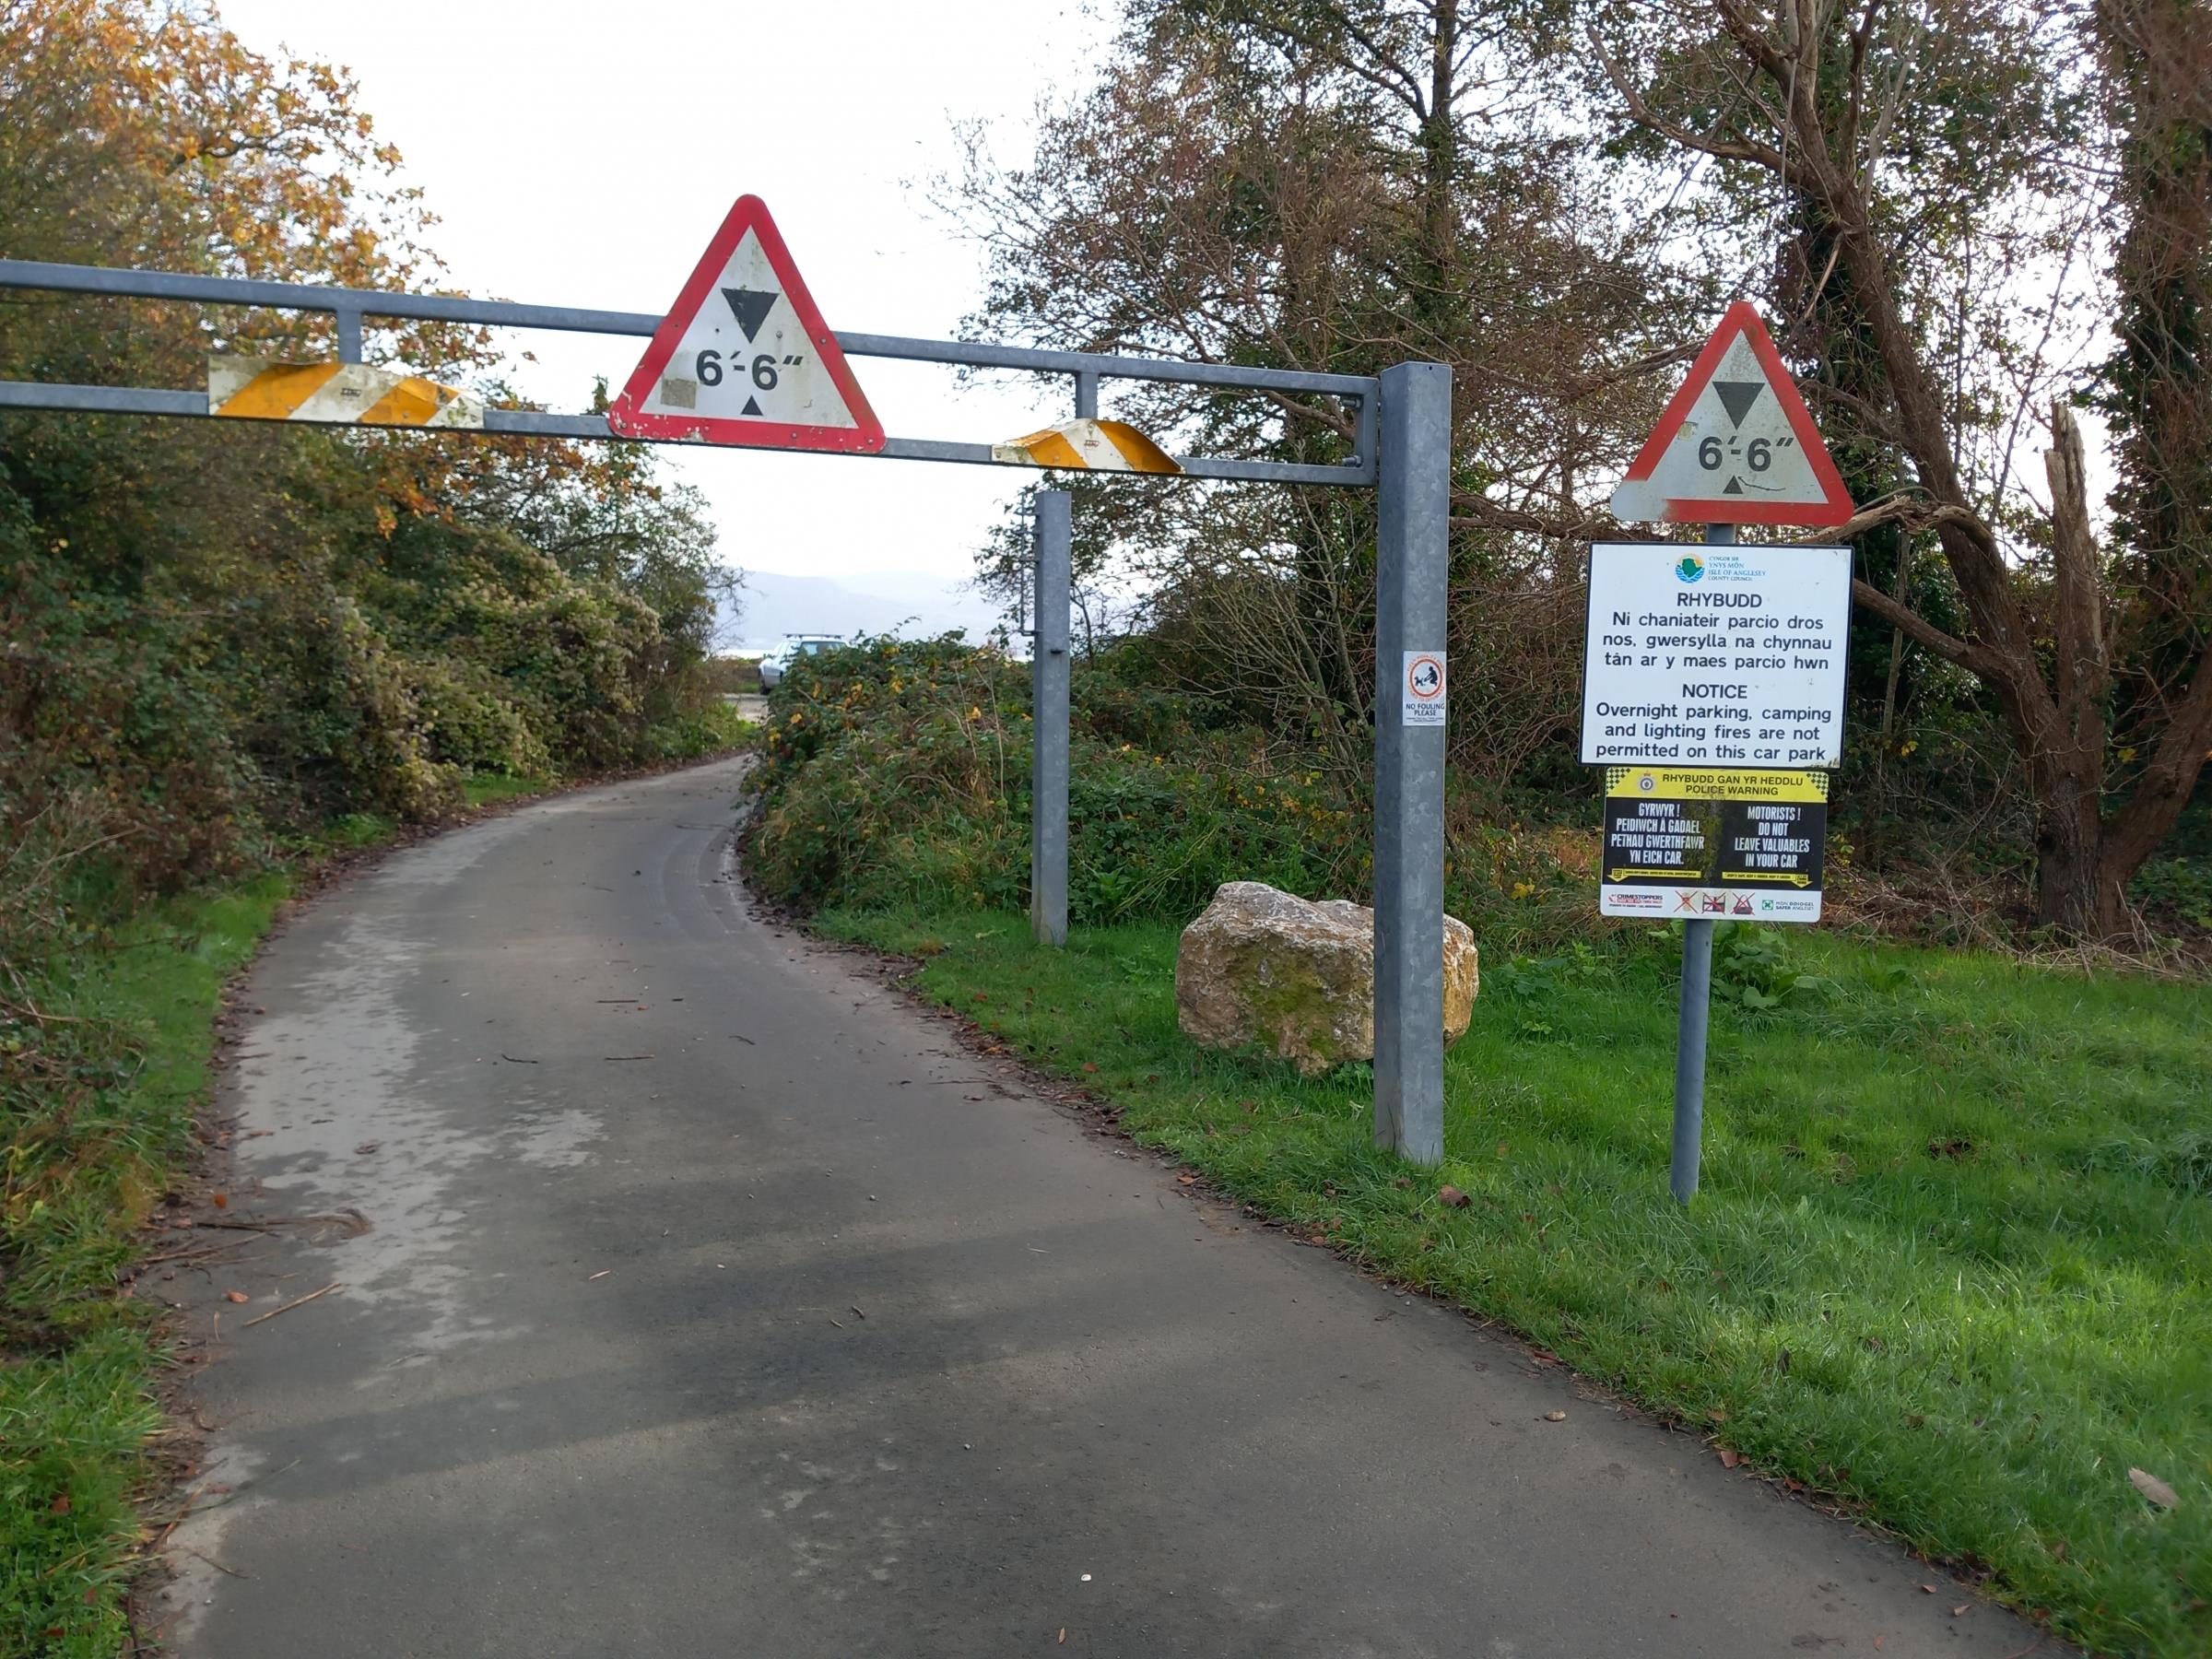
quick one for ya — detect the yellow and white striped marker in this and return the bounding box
[208,357,485,429]
[992,418,1180,474]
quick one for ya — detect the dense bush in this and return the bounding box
[747,636,1672,967]
[748,637,1357,925]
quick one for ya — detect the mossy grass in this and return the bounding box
[818,903,2210,1658]
[1,877,284,1656]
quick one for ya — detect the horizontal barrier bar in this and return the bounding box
[0,381,203,418]
[0,259,659,337]
[0,259,1376,398]
[836,331,1372,396]
[0,382,1376,487]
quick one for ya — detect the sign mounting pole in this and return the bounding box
[1373,360,1452,1166]
[1670,520,1732,1204]
[1030,489,1071,947]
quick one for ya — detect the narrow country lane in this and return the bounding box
[153,757,2051,1657]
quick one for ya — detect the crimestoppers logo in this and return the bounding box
[1675,555,1705,582]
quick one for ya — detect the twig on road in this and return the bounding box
[241,1282,342,1326]
[175,1545,249,1579]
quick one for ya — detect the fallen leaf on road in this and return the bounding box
[1544,1410,1567,1422]
[1952,1605,1970,1618]
[211,1193,228,1209]
[1921,1583,1936,1594]
[224,1290,248,1304]
[1438,1185,1471,1208]
[2129,1467,2179,1508]
[1176,1174,1198,1186]
[1718,1448,1742,1468]
[353,1142,380,1156]
[587,1271,611,1281]
[1874,1637,1884,1651]
[1058,1631,1065,1644]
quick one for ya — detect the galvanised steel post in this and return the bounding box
[1372,361,1451,1165]
[1030,488,1072,947]
[1670,521,1735,1204]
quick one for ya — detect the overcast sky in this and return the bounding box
[215,0,1112,595]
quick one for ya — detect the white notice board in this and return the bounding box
[1581,542,1851,768]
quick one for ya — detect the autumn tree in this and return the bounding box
[0,0,735,876]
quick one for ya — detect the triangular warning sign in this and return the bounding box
[608,196,884,454]
[1610,302,1852,527]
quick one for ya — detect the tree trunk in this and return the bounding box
[2034,756,2125,935]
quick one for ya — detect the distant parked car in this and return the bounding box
[758,634,844,690]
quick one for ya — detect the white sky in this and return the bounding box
[215,0,1113,588]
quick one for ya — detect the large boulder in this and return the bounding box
[1174,881,1479,1077]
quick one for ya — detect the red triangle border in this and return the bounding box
[608,195,885,454]
[1622,301,1853,527]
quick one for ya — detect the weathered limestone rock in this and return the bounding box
[1174,881,1479,1077]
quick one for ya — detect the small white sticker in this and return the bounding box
[1403,650,1446,727]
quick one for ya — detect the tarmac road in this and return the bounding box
[156,756,2053,1657]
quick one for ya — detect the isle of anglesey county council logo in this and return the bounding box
[1675,554,1705,582]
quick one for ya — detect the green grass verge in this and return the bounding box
[817,904,2210,1658]
[0,877,286,1658]
[461,771,550,808]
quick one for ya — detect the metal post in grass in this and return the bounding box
[1030,488,1072,947]
[1669,520,1735,1204]
[1372,361,1452,1166]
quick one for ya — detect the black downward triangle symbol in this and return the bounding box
[1724,476,1745,494]
[741,394,764,418]
[722,288,778,343]
[1712,380,1764,428]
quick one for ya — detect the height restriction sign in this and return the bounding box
[609,195,884,454]
[1608,302,1853,528]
